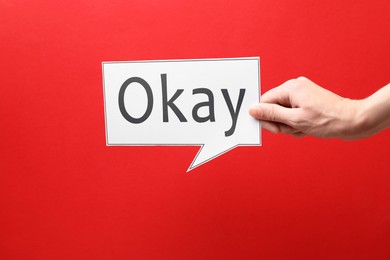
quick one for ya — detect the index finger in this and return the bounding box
[261,79,297,107]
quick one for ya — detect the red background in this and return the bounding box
[1,1,389,259]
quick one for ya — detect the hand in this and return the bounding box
[249,77,365,140]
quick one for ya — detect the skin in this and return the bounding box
[249,77,390,140]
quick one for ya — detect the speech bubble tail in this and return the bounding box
[187,143,238,172]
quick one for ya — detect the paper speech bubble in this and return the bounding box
[102,58,261,171]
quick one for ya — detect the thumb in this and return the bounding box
[249,103,296,125]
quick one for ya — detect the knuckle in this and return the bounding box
[285,79,301,91]
[285,78,298,87]
[268,105,276,121]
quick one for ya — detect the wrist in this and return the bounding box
[351,96,381,139]
[337,98,364,140]
[360,93,390,137]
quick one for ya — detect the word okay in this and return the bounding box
[118,74,246,137]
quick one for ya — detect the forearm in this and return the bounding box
[355,83,390,138]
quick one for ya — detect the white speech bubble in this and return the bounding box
[102,58,261,171]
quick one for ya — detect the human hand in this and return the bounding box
[249,77,364,140]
